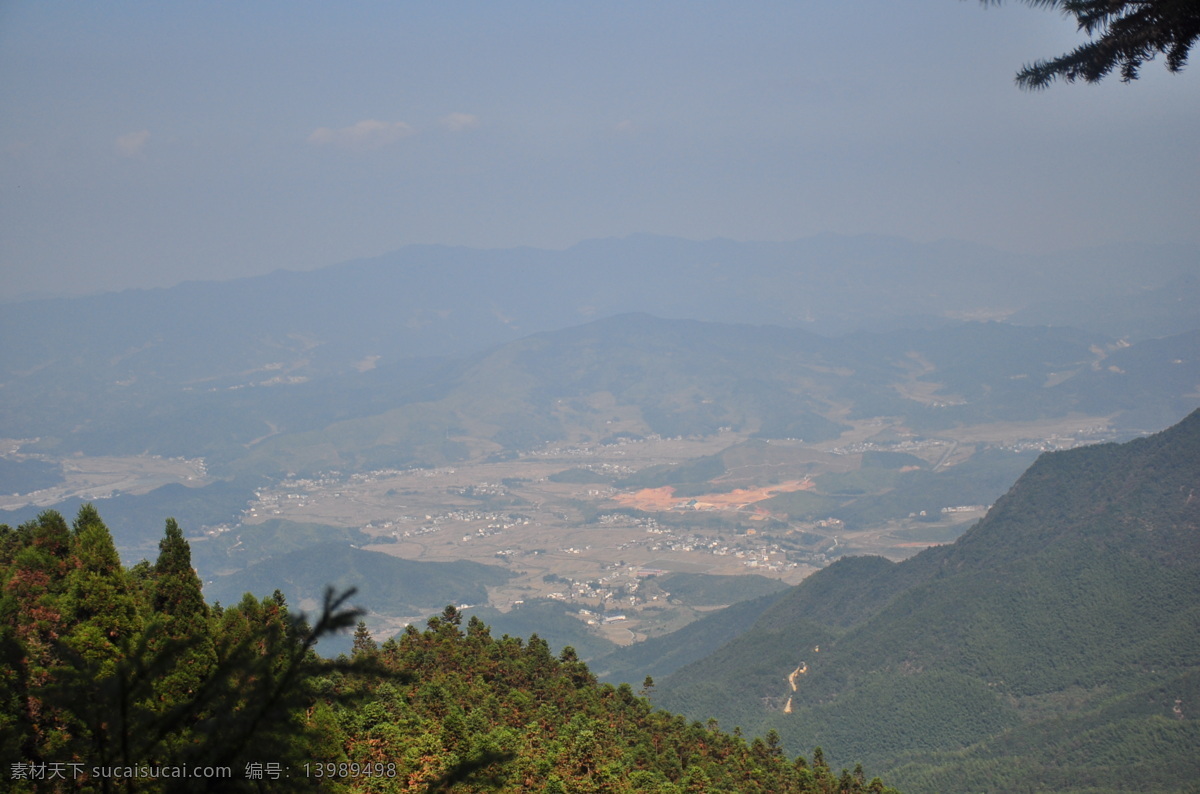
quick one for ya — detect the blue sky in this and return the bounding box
[1,1,1197,299]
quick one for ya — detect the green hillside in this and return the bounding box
[651,572,791,606]
[204,543,512,617]
[592,589,792,685]
[462,599,620,662]
[189,519,372,577]
[656,409,1200,793]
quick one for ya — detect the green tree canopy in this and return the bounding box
[62,505,142,676]
[981,0,1200,87]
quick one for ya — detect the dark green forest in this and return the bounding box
[0,506,899,793]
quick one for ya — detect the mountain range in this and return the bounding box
[2,234,1197,470]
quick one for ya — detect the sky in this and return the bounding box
[1,1,1197,300]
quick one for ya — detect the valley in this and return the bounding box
[210,411,1117,646]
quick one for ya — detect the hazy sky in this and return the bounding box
[1,1,1197,300]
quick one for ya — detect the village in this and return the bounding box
[232,426,989,633]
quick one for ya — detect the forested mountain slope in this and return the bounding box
[0,506,902,793]
[591,588,792,686]
[656,409,1200,793]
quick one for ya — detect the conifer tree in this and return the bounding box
[351,619,378,658]
[152,518,207,619]
[61,505,142,676]
[979,0,1200,87]
[148,518,216,708]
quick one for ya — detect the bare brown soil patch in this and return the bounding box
[613,479,813,512]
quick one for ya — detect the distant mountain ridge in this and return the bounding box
[226,314,1200,476]
[4,234,1196,385]
[3,233,1196,473]
[653,409,1200,793]
[5,308,1196,474]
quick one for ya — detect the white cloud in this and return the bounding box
[440,112,480,132]
[307,119,415,149]
[613,120,636,134]
[115,130,150,157]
